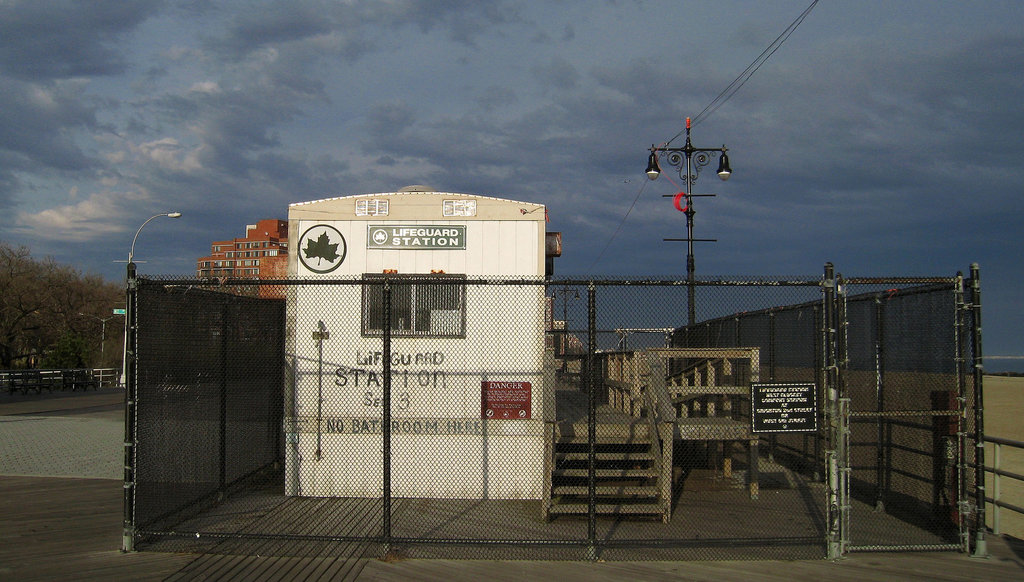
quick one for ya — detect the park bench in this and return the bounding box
[62,368,99,391]
[3,368,101,394]
[4,370,47,395]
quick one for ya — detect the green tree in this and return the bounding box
[41,333,88,368]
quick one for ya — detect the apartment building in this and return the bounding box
[196,219,288,279]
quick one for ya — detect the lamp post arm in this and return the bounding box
[130,215,161,263]
[129,212,182,263]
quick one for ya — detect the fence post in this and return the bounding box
[955,270,970,552]
[586,282,597,561]
[814,303,823,482]
[836,275,850,556]
[824,262,844,559]
[768,310,777,464]
[969,263,987,558]
[121,261,138,552]
[219,303,228,494]
[873,294,886,512]
[382,280,393,556]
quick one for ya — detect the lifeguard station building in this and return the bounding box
[284,186,551,500]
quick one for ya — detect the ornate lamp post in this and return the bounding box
[645,118,731,326]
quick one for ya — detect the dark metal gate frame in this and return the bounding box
[824,263,985,558]
[121,263,986,559]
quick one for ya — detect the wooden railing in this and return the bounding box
[650,347,760,419]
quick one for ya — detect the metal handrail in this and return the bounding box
[982,435,1024,534]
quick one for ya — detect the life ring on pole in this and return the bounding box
[673,191,689,213]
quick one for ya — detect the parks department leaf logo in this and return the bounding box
[304,232,339,264]
[298,224,346,274]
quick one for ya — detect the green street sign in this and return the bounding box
[113,309,126,315]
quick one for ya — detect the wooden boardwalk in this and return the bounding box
[2,389,1024,580]
[2,475,1023,581]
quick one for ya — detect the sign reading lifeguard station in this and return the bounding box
[366,225,466,249]
[285,186,550,500]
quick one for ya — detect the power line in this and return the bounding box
[585,1,820,273]
[668,0,820,143]
[585,179,650,273]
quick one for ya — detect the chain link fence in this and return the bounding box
[123,264,983,561]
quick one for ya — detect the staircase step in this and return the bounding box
[553,485,660,497]
[555,426,655,440]
[553,468,659,478]
[547,503,665,515]
[555,437,653,445]
[555,451,655,462]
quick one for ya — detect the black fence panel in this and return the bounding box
[133,282,285,537]
[124,268,980,561]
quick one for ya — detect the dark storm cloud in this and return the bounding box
[0,0,162,208]
[0,0,165,80]
[1,1,1022,363]
[0,77,103,211]
[0,157,24,211]
[204,0,522,62]
[532,57,581,92]
[204,1,335,59]
[0,79,101,170]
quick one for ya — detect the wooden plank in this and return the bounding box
[0,477,193,581]
[553,486,660,497]
[675,417,752,440]
[670,384,748,398]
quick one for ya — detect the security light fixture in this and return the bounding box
[716,152,731,180]
[645,151,661,180]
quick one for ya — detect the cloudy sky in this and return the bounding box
[1,0,1022,368]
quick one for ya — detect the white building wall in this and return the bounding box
[285,192,548,500]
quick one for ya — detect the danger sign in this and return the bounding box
[481,381,531,420]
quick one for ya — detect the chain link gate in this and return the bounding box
[824,265,981,557]
[121,264,984,561]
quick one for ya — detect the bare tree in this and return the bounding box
[0,242,122,369]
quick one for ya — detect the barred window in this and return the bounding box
[356,199,390,216]
[361,274,466,337]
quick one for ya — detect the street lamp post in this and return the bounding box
[79,313,113,365]
[551,285,580,376]
[645,117,731,326]
[122,212,182,387]
[121,211,180,552]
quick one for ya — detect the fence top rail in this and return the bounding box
[985,435,1024,449]
[136,274,963,289]
[646,347,760,359]
[1,368,96,376]
[136,276,831,287]
[842,276,959,285]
